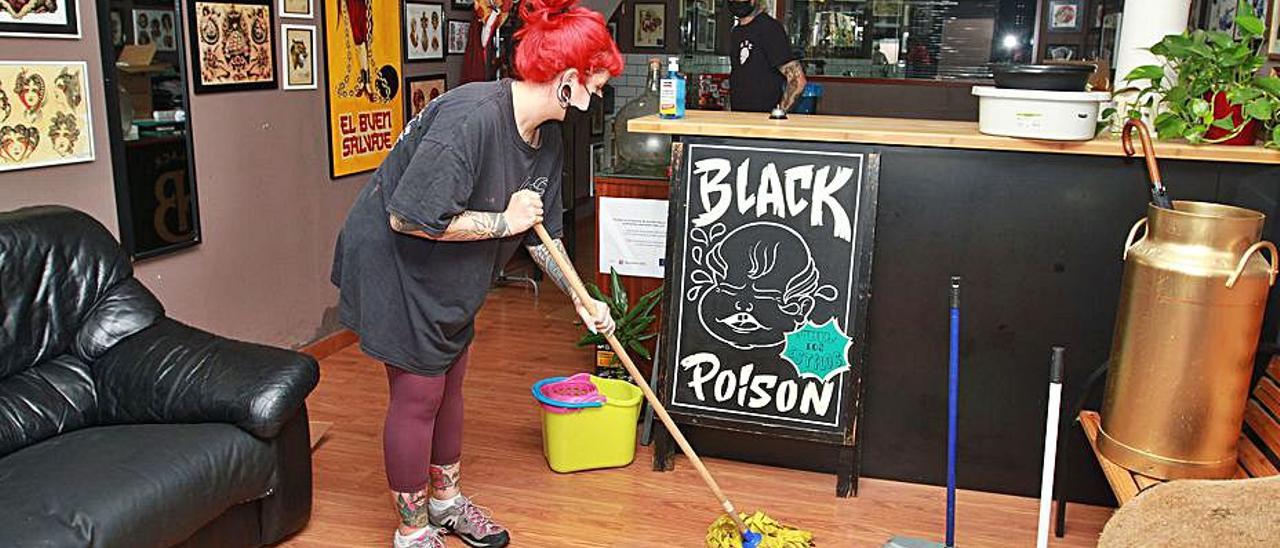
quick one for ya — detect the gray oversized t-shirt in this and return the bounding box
[331,79,563,375]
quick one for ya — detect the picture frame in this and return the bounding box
[188,0,278,93]
[322,0,406,177]
[1270,0,1280,59]
[447,19,468,55]
[281,24,318,90]
[1048,0,1083,31]
[634,3,665,48]
[110,10,125,47]
[279,0,314,18]
[1047,44,1080,61]
[0,0,80,38]
[450,0,473,8]
[405,73,447,119]
[133,8,178,52]
[0,61,96,173]
[404,0,445,61]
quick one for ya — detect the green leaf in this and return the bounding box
[1125,65,1166,83]
[1212,117,1237,130]
[1272,126,1280,147]
[1165,85,1190,107]
[1236,0,1265,37]
[627,340,652,360]
[1190,97,1212,118]
[635,333,658,342]
[576,333,605,347]
[1101,107,1117,120]
[1154,113,1190,138]
[1258,77,1280,98]
[608,268,627,312]
[1245,98,1274,121]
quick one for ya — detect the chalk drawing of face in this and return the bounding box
[696,222,837,350]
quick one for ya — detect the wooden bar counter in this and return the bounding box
[629,111,1280,506]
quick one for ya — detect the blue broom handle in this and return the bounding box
[946,276,960,548]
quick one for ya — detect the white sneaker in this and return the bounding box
[393,525,446,548]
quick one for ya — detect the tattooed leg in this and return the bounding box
[429,462,462,500]
[394,489,432,533]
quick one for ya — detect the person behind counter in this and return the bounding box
[726,0,806,113]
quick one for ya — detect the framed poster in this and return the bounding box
[405,73,445,119]
[323,0,405,177]
[1048,0,1082,31]
[634,3,664,48]
[282,24,318,90]
[404,1,444,61]
[450,0,471,9]
[447,19,468,55]
[1270,0,1280,59]
[133,8,178,51]
[188,0,277,93]
[0,0,79,38]
[279,0,313,18]
[122,135,200,257]
[656,137,879,441]
[0,61,95,172]
[110,10,125,46]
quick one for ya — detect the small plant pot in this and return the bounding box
[1203,91,1260,145]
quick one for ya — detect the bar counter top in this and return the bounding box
[629,111,1280,165]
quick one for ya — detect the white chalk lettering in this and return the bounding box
[748,374,776,409]
[800,379,835,416]
[682,352,720,401]
[776,380,798,412]
[715,368,736,402]
[690,156,853,242]
[680,353,835,417]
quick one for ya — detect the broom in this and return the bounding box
[532,223,812,548]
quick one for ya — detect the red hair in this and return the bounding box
[515,0,623,83]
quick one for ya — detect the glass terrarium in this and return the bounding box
[611,58,671,178]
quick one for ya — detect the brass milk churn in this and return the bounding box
[1099,201,1277,479]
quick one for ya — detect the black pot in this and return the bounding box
[992,64,1096,92]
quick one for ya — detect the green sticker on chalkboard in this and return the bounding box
[780,319,852,383]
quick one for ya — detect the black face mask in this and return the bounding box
[726,1,755,18]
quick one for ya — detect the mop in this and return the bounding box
[1035,347,1065,548]
[531,223,812,548]
[884,276,962,548]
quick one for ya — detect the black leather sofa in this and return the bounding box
[0,206,320,547]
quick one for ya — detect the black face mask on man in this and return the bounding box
[726,0,756,18]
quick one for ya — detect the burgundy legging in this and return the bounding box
[383,347,468,493]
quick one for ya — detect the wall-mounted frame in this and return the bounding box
[1047,0,1084,32]
[97,0,203,259]
[1270,0,1280,60]
[405,72,446,119]
[0,0,80,38]
[132,8,178,51]
[279,0,313,18]
[404,0,444,61]
[322,0,405,178]
[188,0,278,93]
[633,3,665,48]
[0,61,96,172]
[447,19,468,55]
[281,24,318,90]
[450,0,471,9]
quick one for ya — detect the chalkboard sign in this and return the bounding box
[657,137,879,448]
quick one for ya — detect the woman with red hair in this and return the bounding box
[330,1,622,546]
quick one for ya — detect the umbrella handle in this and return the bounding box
[1122,119,1165,190]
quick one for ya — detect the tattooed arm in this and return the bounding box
[388,189,543,241]
[777,60,807,112]
[528,238,617,335]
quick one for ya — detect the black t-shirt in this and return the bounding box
[331,79,564,375]
[729,14,795,112]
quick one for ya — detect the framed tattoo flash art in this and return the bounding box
[323,0,405,177]
[403,1,444,61]
[188,0,278,93]
[447,19,467,55]
[0,61,95,172]
[0,0,80,38]
[281,24,317,90]
[133,9,178,52]
[633,3,664,48]
[279,0,313,18]
[405,73,445,119]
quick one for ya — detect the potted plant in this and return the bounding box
[1117,0,1280,147]
[576,268,662,384]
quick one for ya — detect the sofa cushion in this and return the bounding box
[0,354,96,458]
[0,423,276,547]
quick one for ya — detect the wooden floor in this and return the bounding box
[286,284,1112,547]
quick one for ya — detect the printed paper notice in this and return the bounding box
[598,197,669,278]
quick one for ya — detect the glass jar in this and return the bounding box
[611,58,671,177]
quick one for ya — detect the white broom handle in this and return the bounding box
[1036,347,1065,548]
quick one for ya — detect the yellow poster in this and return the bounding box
[0,61,95,173]
[322,0,403,178]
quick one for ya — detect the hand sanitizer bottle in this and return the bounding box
[659,57,686,119]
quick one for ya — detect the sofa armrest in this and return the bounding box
[94,318,320,438]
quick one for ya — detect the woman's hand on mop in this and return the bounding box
[575,298,615,335]
[504,190,544,233]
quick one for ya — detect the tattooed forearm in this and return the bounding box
[389,211,512,241]
[778,60,807,112]
[527,239,576,302]
[395,490,431,528]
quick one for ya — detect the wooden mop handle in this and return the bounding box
[532,224,750,534]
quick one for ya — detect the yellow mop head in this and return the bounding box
[705,511,814,548]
